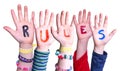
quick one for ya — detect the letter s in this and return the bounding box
[98,29,105,40]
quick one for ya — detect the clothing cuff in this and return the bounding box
[93,51,107,61]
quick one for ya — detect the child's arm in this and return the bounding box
[90,13,116,71]
[32,10,54,71]
[4,4,35,71]
[52,11,74,71]
[73,9,92,71]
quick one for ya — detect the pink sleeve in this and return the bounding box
[73,51,90,71]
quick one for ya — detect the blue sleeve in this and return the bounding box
[91,51,107,71]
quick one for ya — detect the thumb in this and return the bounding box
[3,26,16,37]
[108,29,117,40]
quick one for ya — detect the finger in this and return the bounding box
[82,9,86,23]
[65,11,69,25]
[73,15,78,27]
[108,29,117,41]
[99,13,103,26]
[49,12,54,26]
[78,11,82,24]
[94,15,98,29]
[103,16,108,28]
[11,9,18,27]
[60,11,65,26]
[39,11,44,27]
[70,15,74,27]
[56,14,61,29]
[31,12,38,29]
[17,4,23,21]
[3,26,16,37]
[44,9,49,25]
[30,11,35,27]
[70,18,74,35]
[24,6,28,22]
[87,11,91,24]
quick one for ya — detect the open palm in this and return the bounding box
[4,4,35,44]
[52,11,74,46]
[74,9,92,40]
[91,14,116,47]
[35,10,54,48]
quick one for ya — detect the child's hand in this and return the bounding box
[4,4,35,47]
[73,9,92,41]
[52,11,74,70]
[52,11,74,47]
[91,13,116,54]
[73,9,92,59]
[35,10,54,51]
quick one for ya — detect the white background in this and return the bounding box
[0,0,120,71]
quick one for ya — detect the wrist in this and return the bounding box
[19,43,32,49]
[60,44,72,47]
[94,46,104,54]
[77,40,88,50]
[78,39,89,43]
[19,43,33,59]
[36,46,49,52]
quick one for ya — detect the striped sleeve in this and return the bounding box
[32,49,50,71]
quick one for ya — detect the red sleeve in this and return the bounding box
[73,51,90,71]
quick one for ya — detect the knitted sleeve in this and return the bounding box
[32,49,50,71]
